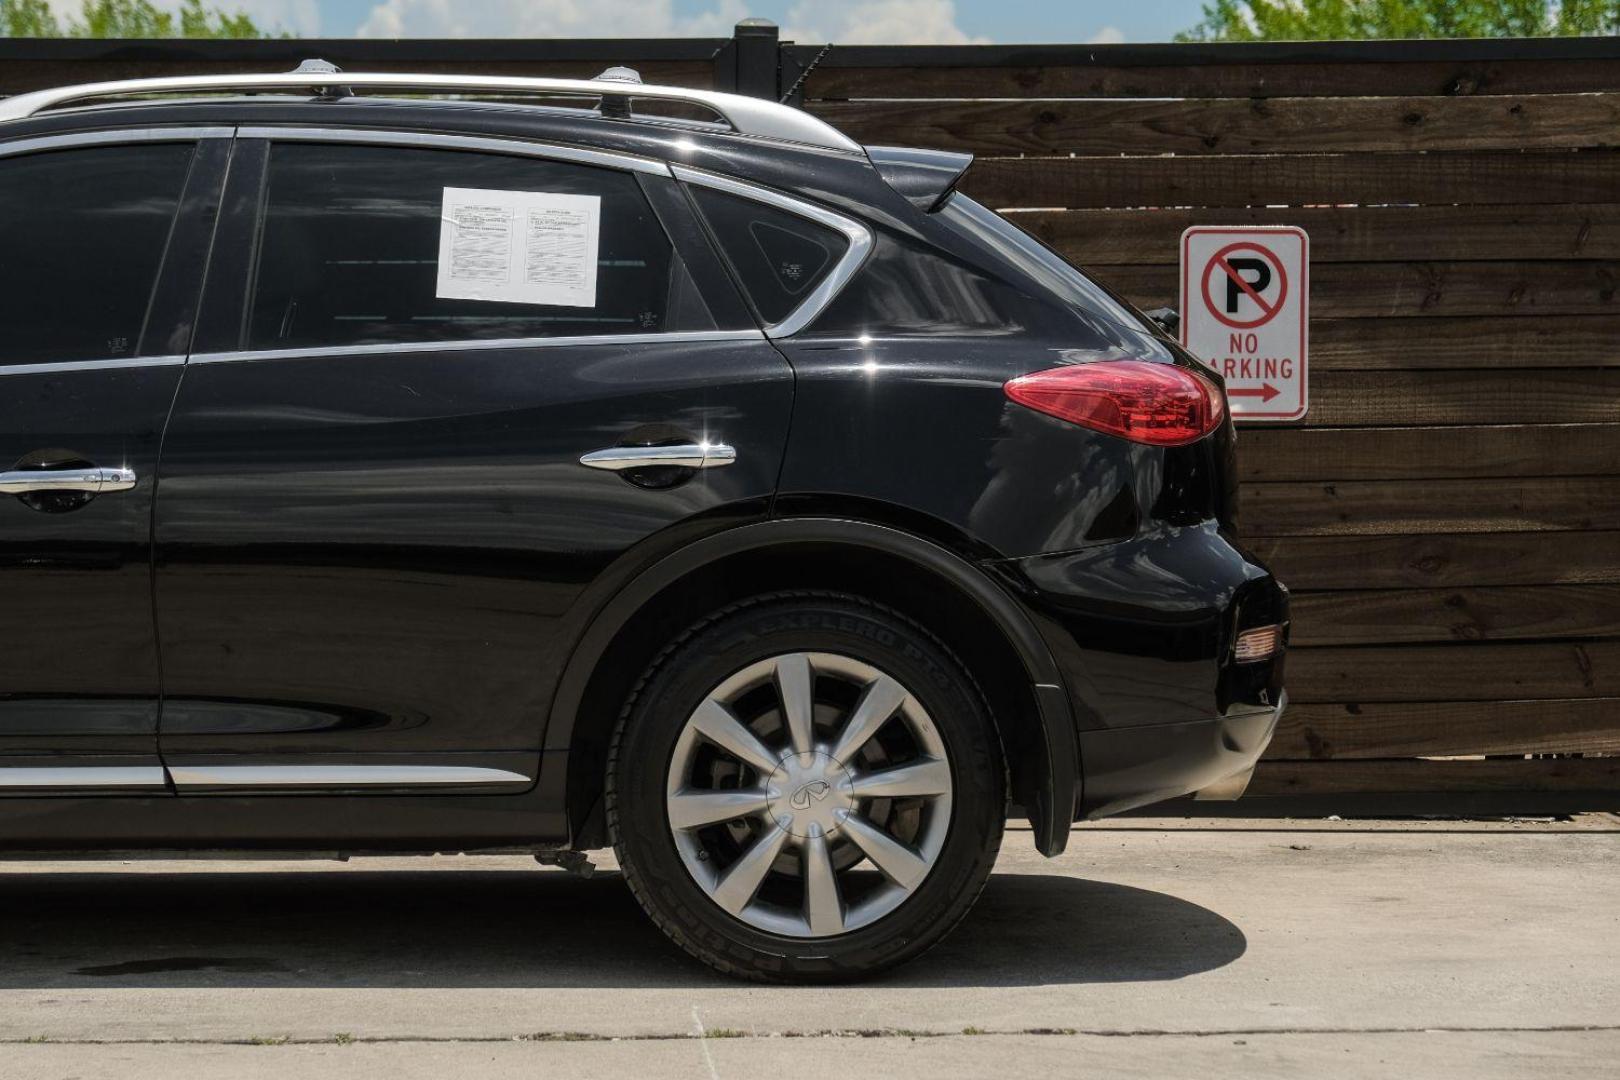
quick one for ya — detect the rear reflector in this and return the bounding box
[1233,624,1283,663]
[1003,361,1226,447]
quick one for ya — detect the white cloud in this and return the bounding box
[45,0,320,34]
[354,0,985,43]
[1088,25,1125,44]
[356,0,748,38]
[783,0,988,44]
[225,0,321,34]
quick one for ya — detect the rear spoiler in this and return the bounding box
[865,145,975,213]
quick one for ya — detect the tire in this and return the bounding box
[607,591,1005,983]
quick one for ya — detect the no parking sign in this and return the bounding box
[1180,226,1309,421]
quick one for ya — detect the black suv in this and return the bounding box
[0,65,1286,981]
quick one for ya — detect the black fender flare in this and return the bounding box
[546,516,1078,856]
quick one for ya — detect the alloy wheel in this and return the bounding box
[664,651,954,938]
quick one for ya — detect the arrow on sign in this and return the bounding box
[1229,384,1281,403]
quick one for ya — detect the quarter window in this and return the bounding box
[0,142,193,365]
[246,143,713,350]
[687,185,850,327]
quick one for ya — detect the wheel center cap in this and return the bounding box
[766,752,855,838]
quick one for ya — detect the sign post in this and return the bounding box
[1180,226,1309,421]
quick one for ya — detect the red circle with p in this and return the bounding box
[1201,242,1288,330]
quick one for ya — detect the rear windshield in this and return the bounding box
[939,194,1168,346]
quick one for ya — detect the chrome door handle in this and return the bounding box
[579,442,737,471]
[0,466,137,495]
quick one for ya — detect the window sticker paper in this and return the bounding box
[437,187,601,307]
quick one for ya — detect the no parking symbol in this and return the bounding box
[1180,227,1309,421]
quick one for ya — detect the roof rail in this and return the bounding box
[0,63,863,153]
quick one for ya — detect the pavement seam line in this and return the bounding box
[6,1025,1620,1046]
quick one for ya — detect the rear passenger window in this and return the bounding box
[0,143,193,365]
[687,186,850,326]
[247,144,714,350]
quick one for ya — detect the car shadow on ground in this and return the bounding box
[0,867,1245,989]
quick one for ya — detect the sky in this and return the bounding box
[88,0,1218,43]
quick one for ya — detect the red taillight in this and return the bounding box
[1003,361,1226,447]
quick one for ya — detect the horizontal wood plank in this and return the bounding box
[814,93,1620,156]
[1306,316,1620,370]
[1091,261,1620,319]
[1238,424,1620,481]
[1240,370,1620,427]
[1290,584,1620,646]
[806,58,1620,100]
[1287,641,1620,702]
[959,151,1620,209]
[1009,205,1620,265]
[1249,532,1620,590]
[1247,756,1620,795]
[1242,476,1620,536]
[1266,698,1620,759]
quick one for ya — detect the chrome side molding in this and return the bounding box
[0,766,167,789]
[0,764,531,793]
[580,442,737,471]
[166,765,531,789]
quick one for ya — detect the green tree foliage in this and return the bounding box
[0,0,62,34]
[1179,0,1620,40]
[1,0,275,38]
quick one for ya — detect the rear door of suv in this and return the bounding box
[152,128,791,793]
[0,129,228,794]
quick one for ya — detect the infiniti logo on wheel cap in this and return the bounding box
[789,780,832,810]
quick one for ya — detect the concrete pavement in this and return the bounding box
[1,817,1616,1077]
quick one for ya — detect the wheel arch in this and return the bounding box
[550,517,1079,857]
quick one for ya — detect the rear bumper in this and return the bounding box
[1075,693,1284,819]
[987,521,1288,823]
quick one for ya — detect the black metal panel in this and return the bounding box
[155,335,793,764]
[142,137,234,357]
[729,19,781,99]
[190,138,266,355]
[0,135,224,763]
[0,28,1613,74]
[784,35,1620,69]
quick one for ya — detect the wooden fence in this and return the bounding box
[795,37,1620,811]
[2,30,1615,812]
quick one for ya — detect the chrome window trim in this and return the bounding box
[0,766,168,789]
[0,130,223,375]
[671,165,874,340]
[0,125,233,160]
[220,133,762,360]
[168,765,531,788]
[237,125,671,177]
[189,328,765,366]
[0,354,186,377]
